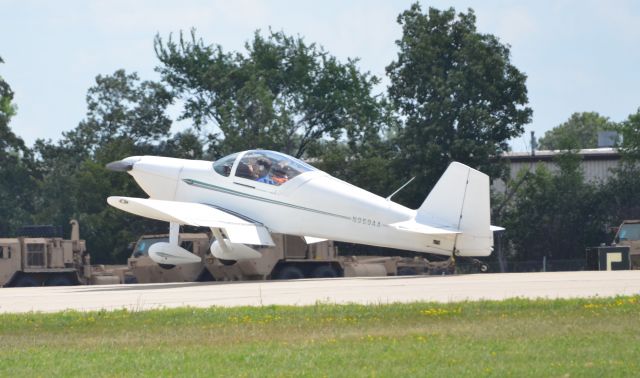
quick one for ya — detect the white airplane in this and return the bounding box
[106,149,500,265]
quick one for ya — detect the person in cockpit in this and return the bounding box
[255,158,276,185]
[272,166,288,185]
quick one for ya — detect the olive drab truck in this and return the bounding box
[127,232,466,283]
[0,220,124,287]
[613,220,640,269]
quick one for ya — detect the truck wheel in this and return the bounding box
[14,275,41,287]
[275,266,304,280]
[45,276,73,286]
[312,265,338,278]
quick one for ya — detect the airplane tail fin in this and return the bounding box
[416,162,493,256]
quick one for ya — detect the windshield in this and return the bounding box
[212,153,239,177]
[617,223,640,242]
[132,237,168,257]
[235,150,316,186]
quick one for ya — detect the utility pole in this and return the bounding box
[530,131,537,157]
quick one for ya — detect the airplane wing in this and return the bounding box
[107,196,274,246]
[389,220,461,235]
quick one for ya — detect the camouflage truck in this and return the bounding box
[0,220,124,287]
[613,220,640,268]
[127,232,462,283]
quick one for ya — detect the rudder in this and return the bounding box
[416,162,493,256]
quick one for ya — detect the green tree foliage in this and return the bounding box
[0,57,17,127]
[617,108,640,161]
[62,69,174,156]
[387,4,532,207]
[538,112,617,150]
[597,162,640,222]
[33,70,175,262]
[154,29,386,159]
[0,56,38,235]
[502,153,607,262]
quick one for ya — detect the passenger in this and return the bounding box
[256,158,276,185]
[272,167,288,185]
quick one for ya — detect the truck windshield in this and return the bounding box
[133,237,168,257]
[617,223,640,242]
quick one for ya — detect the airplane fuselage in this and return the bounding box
[126,154,460,256]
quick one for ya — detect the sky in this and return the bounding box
[1,0,640,152]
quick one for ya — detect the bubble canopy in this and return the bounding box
[212,150,317,186]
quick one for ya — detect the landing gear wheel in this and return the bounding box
[479,263,489,273]
[45,275,73,286]
[158,264,176,270]
[311,265,338,278]
[275,266,305,280]
[14,275,40,287]
[218,259,237,266]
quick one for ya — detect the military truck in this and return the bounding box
[612,220,640,268]
[0,220,124,287]
[127,232,463,283]
[128,233,213,283]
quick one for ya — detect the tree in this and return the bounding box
[33,70,175,262]
[386,4,532,207]
[502,153,606,263]
[0,55,28,161]
[61,69,174,157]
[154,29,386,159]
[618,108,640,161]
[598,163,640,222]
[538,112,617,150]
[0,56,38,235]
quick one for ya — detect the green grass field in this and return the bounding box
[1,296,639,377]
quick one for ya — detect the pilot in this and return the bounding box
[272,166,288,185]
[256,158,276,185]
[236,162,255,179]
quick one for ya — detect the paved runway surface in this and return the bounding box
[1,271,640,313]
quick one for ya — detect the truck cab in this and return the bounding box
[613,220,640,268]
[127,233,213,283]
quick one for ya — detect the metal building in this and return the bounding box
[493,148,622,193]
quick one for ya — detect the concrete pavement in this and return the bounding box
[1,270,640,313]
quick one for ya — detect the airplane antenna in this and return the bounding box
[386,177,415,202]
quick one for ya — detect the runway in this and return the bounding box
[1,270,640,313]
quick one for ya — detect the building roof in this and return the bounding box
[503,148,621,163]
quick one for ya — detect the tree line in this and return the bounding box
[2,3,640,266]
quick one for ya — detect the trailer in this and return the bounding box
[126,232,474,283]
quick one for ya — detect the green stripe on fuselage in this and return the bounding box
[182,178,351,220]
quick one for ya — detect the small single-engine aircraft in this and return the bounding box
[106,150,500,265]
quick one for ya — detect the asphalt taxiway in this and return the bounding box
[1,270,640,313]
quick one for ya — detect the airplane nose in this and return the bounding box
[115,156,184,200]
[106,160,133,172]
[105,157,141,172]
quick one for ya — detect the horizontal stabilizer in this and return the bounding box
[304,236,328,244]
[390,220,460,235]
[107,196,274,246]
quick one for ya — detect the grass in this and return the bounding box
[1,297,640,377]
